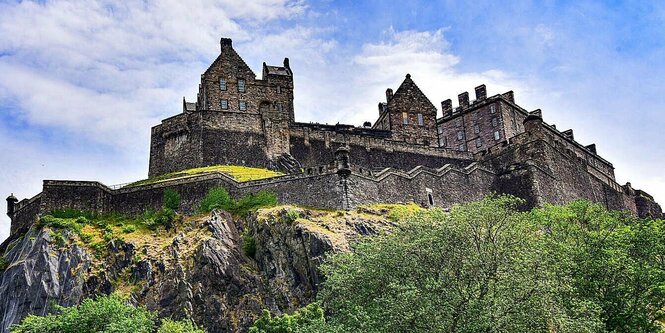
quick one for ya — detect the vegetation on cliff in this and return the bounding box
[10,294,204,333]
[251,197,665,333]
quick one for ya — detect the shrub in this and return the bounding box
[198,187,233,213]
[163,189,181,211]
[232,191,278,216]
[241,230,257,258]
[157,318,206,333]
[49,232,67,247]
[250,303,326,333]
[38,216,83,233]
[0,256,8,271]
[79,232,94,244]
[122,225,137,233]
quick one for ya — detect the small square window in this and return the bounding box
[402,112,408,125]
[219,78,227,91]
[277,103,283,112]
[458,144,466,151]
[494,131,501,140]
[237,78,246,93]
[476,137,482,147]
[474,124,480,134]
[490,104,496,114]
[457,130,464,140]
[491,117,498,127]
[439,136,447,147]
[220,99,228,110]
[277,86,281,93]
[417,113,424,126]
[239,100,247,111]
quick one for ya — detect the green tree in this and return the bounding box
[163,189,181,211]
[11,294,155,333]
[157,318,205,333]
[249,303,329,333]
[533,200,665,333]
[315,196,602,333]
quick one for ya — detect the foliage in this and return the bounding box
[38,215,84,233]
[249,303,327,333]
[532,201,665,333]
[0,256,8,271]
[127,165,284,187]
[11,294,206,333]
[241,230,257,258]
[10,294,155,333]
[163,189,181,211]
[157,318,206,333]
[198,187,277,216]
[198,187,233,213]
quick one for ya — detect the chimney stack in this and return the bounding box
[458,92,469,108]
[474,85,487,100]
[220,37,233,50]
[585,144,597,154]
[502,91,515,103]
[441,99,453,117]
[562,129,575,141]
[386,88,394,102]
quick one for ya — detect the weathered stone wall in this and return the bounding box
[40,181,112,214]
[9,195,41,235]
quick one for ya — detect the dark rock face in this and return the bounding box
[0,207,385,332]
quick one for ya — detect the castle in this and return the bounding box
[5,37,663,238]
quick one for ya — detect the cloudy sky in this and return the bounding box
[1,0,664,242]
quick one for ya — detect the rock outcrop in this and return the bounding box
[0,205,402,332]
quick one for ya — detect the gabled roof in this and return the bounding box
[265,65,291,76]
[203,43,256,78]
[388,74,437,112]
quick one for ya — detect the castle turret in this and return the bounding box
[6,193,18,216]
[524,109,543,134]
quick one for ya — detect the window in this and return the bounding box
[437,127,443,134]
[417,113,424,126]
[402,112,408,125]
[237,78,246,93]
[491,117,498,127]
[239,100,247,111]
[219,78,227,91]
[476,137,482,147]
[490,104,496,114]
[220,99,228,110]
[439,136,447,147]
[474,124,480,134]
[458,143,466,151]
[277,103,283,112]
[457,130,464,140]
[276,86,281,93]
[494,131,501,140]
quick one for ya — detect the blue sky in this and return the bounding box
[1,0,664,242]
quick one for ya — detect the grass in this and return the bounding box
[125,165,284,187]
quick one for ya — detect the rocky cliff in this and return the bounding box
[0,205,405,332]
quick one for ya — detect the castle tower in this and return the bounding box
[6,193,18,216]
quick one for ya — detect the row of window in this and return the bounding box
[219,78,246,93]
[401,112,425,126]
[221,99,247,111]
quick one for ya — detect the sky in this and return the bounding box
[1,0,664,242]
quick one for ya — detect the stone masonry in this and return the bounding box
[5,37,663,239]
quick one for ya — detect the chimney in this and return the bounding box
[283,57,290,69]
[458,92,469,108]
[502,91,515,103]
[441,99,453,117]
[386,88,394,102]
[585,144,597,154]
[562,129,574,141]
[220,37,233,50]
[378,103,387,115]
[474,84,487,100]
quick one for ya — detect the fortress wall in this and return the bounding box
[41,181,112,215]
[345,166,496,209]
[289,127,474,170]
[149,113,205,177]
[10,195,41,236]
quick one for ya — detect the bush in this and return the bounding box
[122,225,137,233]
[38,216,83,233]
[232,191,278,216]
[0,256,8,271]
[250,303,326,333]
[163,189,181,211]
[241,230,257,258]
[10,293,155,333]
[157,318,206,333]
[198,187,233,213]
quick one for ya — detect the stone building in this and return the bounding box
[5,37,663,239]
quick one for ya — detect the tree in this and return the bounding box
[316,196,601,333]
